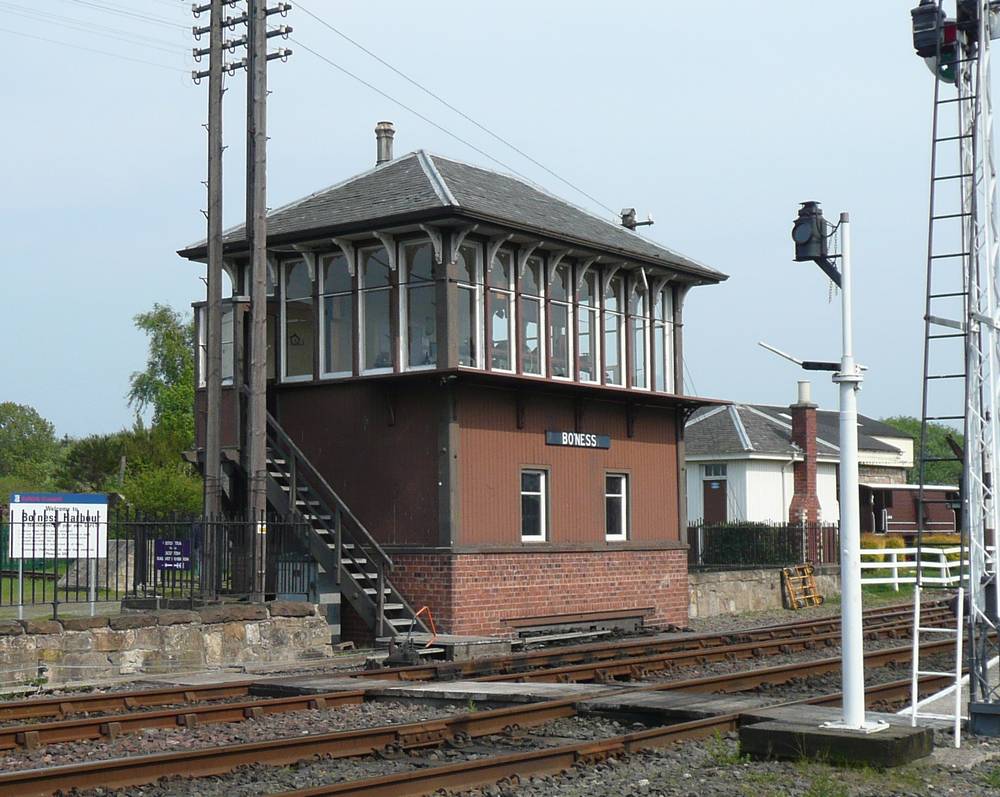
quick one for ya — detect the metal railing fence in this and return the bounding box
[687,520,840,570]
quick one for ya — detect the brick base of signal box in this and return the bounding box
[350,547,687,639]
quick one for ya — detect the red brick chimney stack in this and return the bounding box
[788,380,821,525]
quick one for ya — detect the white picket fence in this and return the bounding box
[859,546,989,590]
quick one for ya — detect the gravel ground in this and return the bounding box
[0,700,454,773]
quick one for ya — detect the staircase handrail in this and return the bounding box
[266,412,394,570]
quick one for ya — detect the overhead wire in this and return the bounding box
[55,0,189,30]
[0,25,188,72]
[294,1,620,217]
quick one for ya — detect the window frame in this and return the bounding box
[519,254,546,377]
[400,240,438,372]
[280,258,316,384]
[457,242,484,370]
[602,273,626,387]
[629,281,651,391]
[520,467,549,543]
[487,247,517,374]
[549,260,574,381]
[576,269,601,384]
[318,252,355,380]
[605,472,629,541]
[358,244,395,376]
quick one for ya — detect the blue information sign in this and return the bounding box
[154,539,191,571]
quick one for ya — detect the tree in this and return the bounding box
[57,433,128,493]
[0,402,59,482]
[127,305,195,443]
[121,465,202,515]
[881,416,963,487]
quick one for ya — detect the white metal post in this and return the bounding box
[829,212,887,733]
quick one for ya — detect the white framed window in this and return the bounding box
[521,469,548,541]
[457,242,483,368]
[197,302,237,388]
[489,248,516,372]
[401,241,437,370]
[577,269,600,384]
[704,463,727,478]
[520,255,545,376]
[629,283,650,390]
[360,246,393,374]
[320,252,353,378]
[549,261,573,379]
[605,473,629,540]
[652,286,675,393]
[603,273,625,386]
[281,259,315,382]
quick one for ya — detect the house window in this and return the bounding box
[603,274,625,386]
[489,248,515,372]
[197,302,234,388]
[457,243,482,368]
[577,269,600,383]
[652,286,674,393]
[320,252,353,377]
[704,464,727,478]
[402,241,437,369]
[282,259,314,381]
[629,283,649,390]
[605,473,628,540]
[360,246,393,373]
[549,261,573,379]
[520,255,545,376]
[521,469,547,541]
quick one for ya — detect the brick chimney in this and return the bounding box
[788,380,821,525]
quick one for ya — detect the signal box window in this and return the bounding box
[521,469,547,541]
[605,473,628,540]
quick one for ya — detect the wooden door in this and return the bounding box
[703,479,727,524]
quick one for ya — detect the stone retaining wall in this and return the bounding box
[0,602,332,688]
[688,566,841,619]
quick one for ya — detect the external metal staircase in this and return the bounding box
[264,412,428,642]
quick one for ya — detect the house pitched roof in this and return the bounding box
[686,403,904,459]
[179,151,726,282]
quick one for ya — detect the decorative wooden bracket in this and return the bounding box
[486,234,514,274]
[626,265,648,302]
[222,258,242,294]
[516,241,543,279]
[292,246,318,282]
[417,224,445,265]
[650,274,672,299]
[372,232,398,271]
[450,224,479,262]
[547,249,572,287]
[602,263,622,296]
[575,256,601,291]
[330,238,358,277]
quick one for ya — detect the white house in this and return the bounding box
[685,382,914,526]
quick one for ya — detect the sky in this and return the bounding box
[0,1,953,437]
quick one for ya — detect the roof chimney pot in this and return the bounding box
[796,380,812,406]
[375,121,395,166]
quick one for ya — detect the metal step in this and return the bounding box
[364,587,392,596]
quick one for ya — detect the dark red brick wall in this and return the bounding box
[388,549,688,637]
[789,401,821,524]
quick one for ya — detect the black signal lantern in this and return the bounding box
[792,201,828,262]
[912,0,946,57]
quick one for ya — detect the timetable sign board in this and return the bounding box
[7,493,108,559]
[154,539,191,571]
[545,430,611,450]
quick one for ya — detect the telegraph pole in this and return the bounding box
[244,1,292,601]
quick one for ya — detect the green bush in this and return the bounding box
[121,465,201,515]
[861,533,885,563]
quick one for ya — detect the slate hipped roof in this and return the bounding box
[686,404,905,459]
[178,150,727,283]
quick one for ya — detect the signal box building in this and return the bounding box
[180,126,727,641]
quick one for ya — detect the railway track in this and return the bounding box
[0,639,955,795]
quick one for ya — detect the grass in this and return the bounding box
[704,731,748,766]
[983,766,1000,788]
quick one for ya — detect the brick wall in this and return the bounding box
[789,400,821,524]
[388,549,688,637]
[858,465,907,485]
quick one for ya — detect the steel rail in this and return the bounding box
[0,639,952,795]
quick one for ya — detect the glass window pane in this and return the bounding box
[606,496,622,537]
[551,263,570,301]
[221,305,234,384]
[579,308,597,382]
[459,285,478,367]
[521,298,542,375]
[522,494,541,537]
[363,248,391,288]
[285,297,314,378]
[550,304,570,378]
[363,289,392,370]
[522,256,543,296]
[604,312,621,385]
[653,322,666,392]
[579,271,597,305]
[407,284,437,367]
[521,471,541,492]
[489,249,512,289]
[323,253,352,294]
[604,275,622,312]
[405,242,434,283]
[490,291,512,370]
[286,261,311,300]
[323,293,353,374]
[458,243,479,284]
[632,316,647,388]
